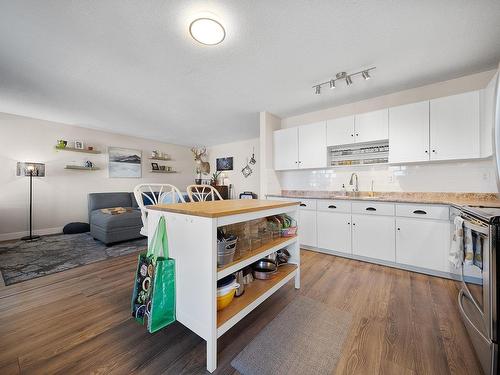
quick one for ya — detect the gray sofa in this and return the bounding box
[88,192,144,245]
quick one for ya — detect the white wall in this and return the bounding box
[0,112,195,240]
[279,160,497,193]
[208,138,260,198]
[259,111,282,196]
[266,69,499,194]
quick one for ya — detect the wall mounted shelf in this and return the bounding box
[55,146,101,154]
[148,156,171,161]
[64,165,100,171]
[151,170,177,173]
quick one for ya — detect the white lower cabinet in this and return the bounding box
[299,209,317,247]
[317,211,351,254]
[351,214,395,262]
[395,217,450,272]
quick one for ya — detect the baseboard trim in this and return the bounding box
[0,227,63,242]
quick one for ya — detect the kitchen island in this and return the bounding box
[146,199,300,373]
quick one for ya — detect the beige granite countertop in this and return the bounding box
[267,190,500,208]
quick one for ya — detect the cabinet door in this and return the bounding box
[396,218,450,272]
[326,116,355,146]
[317,211,351,254]
[430,91,480,161]
[273,127,298,170]
[355,108,389,143]
[299,209,317,247]
[389,101,430,163]
[298,122,327,169]
[351,214,395,262]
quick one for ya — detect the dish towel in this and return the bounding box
[464,227,474,265]
[449,216,464,269]
[473,234,483,269]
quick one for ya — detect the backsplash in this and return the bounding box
[278,158,498,193]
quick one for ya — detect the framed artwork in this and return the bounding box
[216,157,233,171]
[108,147,142,178]
[151,162,159,170]
[74,141,84,149]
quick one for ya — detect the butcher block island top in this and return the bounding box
[148,199,299,218]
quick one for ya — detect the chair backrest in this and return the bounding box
[133,184,186,236]
[186,184,224,202]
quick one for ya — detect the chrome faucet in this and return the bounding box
[349,172,359,192]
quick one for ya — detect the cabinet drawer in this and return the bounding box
[351,201,394,216]
[298,199,317,210]
[317,200,351,213]
[396,204,449,220]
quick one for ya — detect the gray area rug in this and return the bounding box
[0,233,147,285]
[231,295,352,375]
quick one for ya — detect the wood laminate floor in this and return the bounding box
[0,250,482,374]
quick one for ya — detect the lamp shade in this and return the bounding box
[16,162,45,177]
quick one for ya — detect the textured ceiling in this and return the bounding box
[0,1,499,146]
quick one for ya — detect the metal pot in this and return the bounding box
[252,259,278,280]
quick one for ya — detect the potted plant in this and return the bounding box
[210,171,221,186]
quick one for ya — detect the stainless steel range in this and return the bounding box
[452,205,498,375]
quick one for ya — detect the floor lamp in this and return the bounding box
[17,162,45,241]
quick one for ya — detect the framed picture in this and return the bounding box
[74,141,84,149]
[108,147,142,178]
[151,162,159,170]
[216,157,233,171]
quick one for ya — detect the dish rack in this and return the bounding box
[328,140,389,167]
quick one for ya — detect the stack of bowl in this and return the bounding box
[217,275,240,310]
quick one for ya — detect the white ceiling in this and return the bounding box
[0,1,499,146]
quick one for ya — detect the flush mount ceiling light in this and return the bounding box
[312,67,375,94]
[189,17,226,45]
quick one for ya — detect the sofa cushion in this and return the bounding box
[90,208,142,231]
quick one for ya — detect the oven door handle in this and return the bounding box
[458,289,489,343]
[462,218,489,235]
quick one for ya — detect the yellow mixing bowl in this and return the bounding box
[217,288,236,311]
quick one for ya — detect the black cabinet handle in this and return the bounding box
[366,207,377,211]
[413,210,427,215]
[352,223,356,226]
[299,203,306,207]
[355,133,359,136]
[328,205,337,209]
[347,222,350,225]
[397,228,401,231]
[425,150,428,154]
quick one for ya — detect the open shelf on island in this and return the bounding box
[217,264,297,335]
[55,146,101,154]
[64,165,100,170]
[217,235,297,280]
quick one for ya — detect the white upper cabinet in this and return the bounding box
[430,91,480,161]
[389,101,430,163]
[273,122,326,170]
[480,73,497,158]
[354,108,389,143]
[326,116,355,146]
[298,122,327,169]
[273,127,298,170]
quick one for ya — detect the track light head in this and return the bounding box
[315,85,321,95]
[329,79,335,89]
[345,75,353,86]
[362,70,371,80]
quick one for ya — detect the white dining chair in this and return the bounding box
[134,183,186,236]
[187,184,224,202]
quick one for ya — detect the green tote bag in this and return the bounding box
[131,216,176,333]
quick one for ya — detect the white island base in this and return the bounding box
[146,200,300,372]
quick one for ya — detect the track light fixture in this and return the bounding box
[312,67,375,94]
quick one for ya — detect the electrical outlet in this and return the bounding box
[387,175,394,183]
[482,171,490,181]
